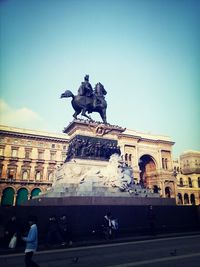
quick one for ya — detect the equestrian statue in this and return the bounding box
[60,75,107,123]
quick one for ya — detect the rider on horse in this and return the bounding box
[61,75,107,123]
[78,75,93,97]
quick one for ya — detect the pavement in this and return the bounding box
[1,230,200,267]
[1,229,200,256]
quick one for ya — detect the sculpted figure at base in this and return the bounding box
[46,154,160,198]
[65,135,120,161]
[61,75,107,123]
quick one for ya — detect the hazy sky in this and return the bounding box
[0,0,200,158]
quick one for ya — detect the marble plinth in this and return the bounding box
[25,195,176,206]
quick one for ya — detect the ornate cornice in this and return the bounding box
[119,133,175,145]
[63,119,126,137]
[0,128,69,143]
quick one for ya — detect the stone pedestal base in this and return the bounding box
[25,196,176,206]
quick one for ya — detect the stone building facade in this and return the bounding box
[0,122,178,205]
[174,151,200,205]
[0,125,69,206]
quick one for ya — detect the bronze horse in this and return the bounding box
[61,82,107,123]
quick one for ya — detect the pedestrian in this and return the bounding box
[4,214,19,249]
[46,215,63,246]
[22,215,39,267]
[102,212,113,239]
[59,215,73,246]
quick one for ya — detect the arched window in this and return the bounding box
[188,177,192,188]
[16,188,28,205]
[179,178,183,186]
[31,188,41,199]
[177,193,183,205]
[1,187,15,206]
[22,170,28,180]
[198,177,200,188]
[165,187,171,198]
[190,194,195,205]
[125,153,128,162]
[184,193,189,204]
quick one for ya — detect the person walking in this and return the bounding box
[46,215,63,246]
[22,215,39,267]
[5,215,19,249]
[59,215,73,246]
[102,212,113,239]
[102,212,119,240]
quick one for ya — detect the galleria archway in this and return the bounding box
[138,155,157,188]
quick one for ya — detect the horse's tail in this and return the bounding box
[60,90,74,99]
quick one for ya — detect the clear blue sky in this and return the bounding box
[0,0,200,158]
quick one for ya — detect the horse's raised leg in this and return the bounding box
[81,108,93,121]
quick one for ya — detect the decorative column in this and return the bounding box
[192,177,198,188]
[28,193,31,200]
[13,193,17,206]
[161,180,165,197]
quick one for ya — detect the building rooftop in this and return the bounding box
[124,128,173,143]
[0,125,69,140]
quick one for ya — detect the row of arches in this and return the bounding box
[177,192,196,205]
[6,167,54,181]
[1,187,42,206]
[179,177,200,188]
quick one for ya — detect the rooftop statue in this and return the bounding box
[61,75,107,123]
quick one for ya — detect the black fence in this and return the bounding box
[0,205,200,243]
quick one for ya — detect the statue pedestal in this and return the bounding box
[25,195,175,206]
[63,119,126,138]
[29,119,175,206]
